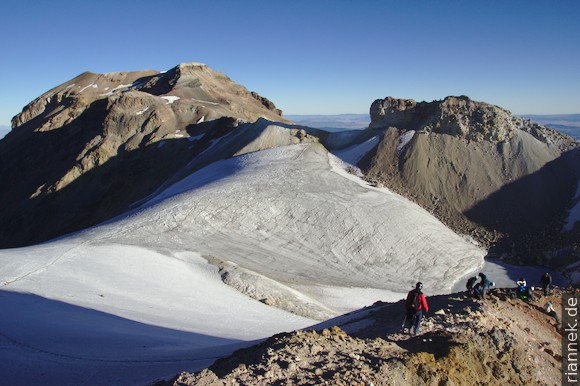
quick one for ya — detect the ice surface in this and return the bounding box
[451,257,568,293]
[397,130,415,153]
[161,96,180,104]
[333,135,380,165]
[99,83,134,97]
[78,83,97,93]
[0,143,486,385]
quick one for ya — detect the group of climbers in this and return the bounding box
[465,273,495,299]
[512,272,559,324]
[402,271,557,336]
[513,272,552,302]
[464,271,553,301]
[403,272,493,336]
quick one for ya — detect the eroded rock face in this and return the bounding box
[363,96,580,262]
[0,63,291,248]
[370,95,577,149]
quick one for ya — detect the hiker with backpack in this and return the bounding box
[475,272,494,300]
[466,276,477,298]
[515,277,534,302]
[403,282,429,335]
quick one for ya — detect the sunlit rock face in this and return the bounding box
[364,95,579,263]
[0,63,291,248]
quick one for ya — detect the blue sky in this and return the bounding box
[1,0,579,126]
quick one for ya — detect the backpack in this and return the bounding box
[410,290,420,310]
[467,277,477,289]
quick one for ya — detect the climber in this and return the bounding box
[403,281,429,335]
[474,273,494,300]
[539,272,552,296]
[515,277,534,302]
[466,276,478,298]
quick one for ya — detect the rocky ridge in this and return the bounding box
[0,63,312,248]
[157,288,567,386]
[369,96,577,150]
[12,63,284,129]
[360,96,580,264]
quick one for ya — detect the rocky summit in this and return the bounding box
[358,96,580,265]
[369,95,577,148]
[0,63,305,248]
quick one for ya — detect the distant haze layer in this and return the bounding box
[286,114,370,131]
[287,114,580,140]
[521,114,580,140]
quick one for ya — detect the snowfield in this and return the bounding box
[0,142,496,385]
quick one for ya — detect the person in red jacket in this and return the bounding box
[403,282,429,335]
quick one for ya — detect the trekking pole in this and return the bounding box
[401,314,407,328]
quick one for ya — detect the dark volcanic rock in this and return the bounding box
[251,91,283,116]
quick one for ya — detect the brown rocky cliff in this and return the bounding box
[0,63,291,248]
